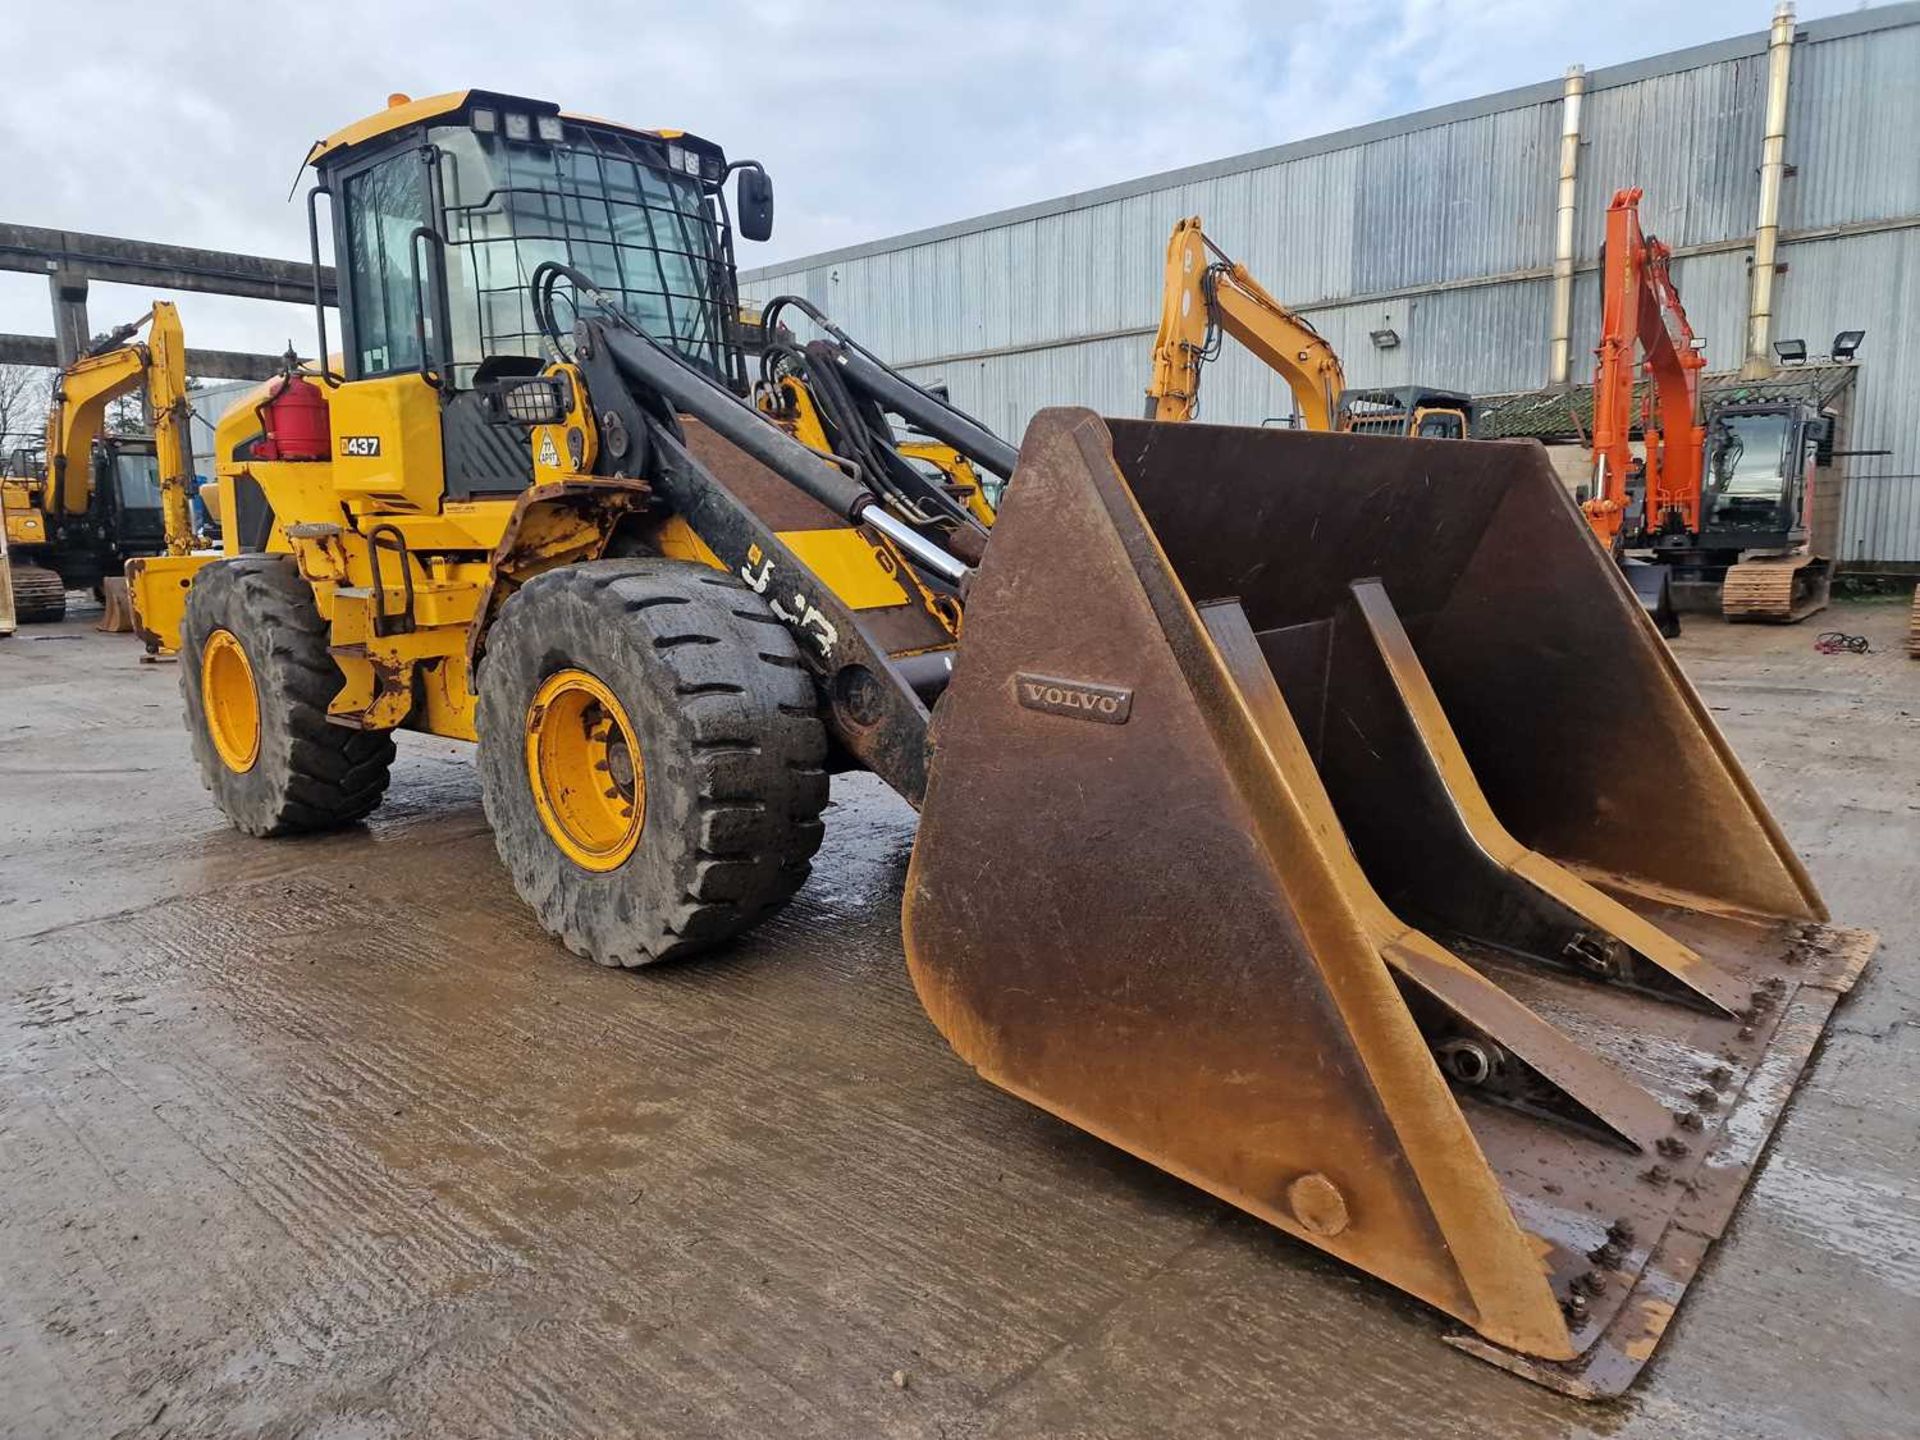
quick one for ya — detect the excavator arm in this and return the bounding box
[44,301,197,554]
[1586,189,1706,545]
[1144,217,1345,430]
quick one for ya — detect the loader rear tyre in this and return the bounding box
[9,562,68,622]
[179,555,395,835]
[476,558,828,968]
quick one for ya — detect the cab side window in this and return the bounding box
[342,150,429,379]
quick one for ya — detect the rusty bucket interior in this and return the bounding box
[903,408,1872,1397]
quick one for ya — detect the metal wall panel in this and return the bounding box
[1574,56,1767,258]
[740,8,1920,562]
[1787,23,1920,231]
[1774,228,1920,564]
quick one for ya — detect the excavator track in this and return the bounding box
[7,561,68,622]
[1721,551,1830,623]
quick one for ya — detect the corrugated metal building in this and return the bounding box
[741,3,1920,568]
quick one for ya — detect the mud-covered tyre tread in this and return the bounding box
[179,555,394,835]
[477,558,828,968]
[9,562,68,622]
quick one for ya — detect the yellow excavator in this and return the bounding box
[130,90,1871,1399]
[2,302,196,622]
[1145,216,1474,437]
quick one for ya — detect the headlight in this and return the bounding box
[490,376,573,427]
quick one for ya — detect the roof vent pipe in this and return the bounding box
[1742,2,1797,379]
[1548,65,1586,387]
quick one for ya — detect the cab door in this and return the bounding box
[330,143,445,511]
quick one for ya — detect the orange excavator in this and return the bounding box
[1584,188,1832,623]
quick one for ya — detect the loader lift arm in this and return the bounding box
[1145,216,1346,429]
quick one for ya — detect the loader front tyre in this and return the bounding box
[476,558,828,968]
[179,556,395,836]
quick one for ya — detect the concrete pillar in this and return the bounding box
[47,267,90,369]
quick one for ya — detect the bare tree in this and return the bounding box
[0,363,51,464]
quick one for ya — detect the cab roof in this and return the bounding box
[304,88,698,167]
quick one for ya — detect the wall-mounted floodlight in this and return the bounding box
[1370,328,1400,349]
[1773,338,1807,365]
[1831,330,1864,362]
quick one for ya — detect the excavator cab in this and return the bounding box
[101,439,167,544]
[1701,402,1821,547]
[1339,385,1476,438]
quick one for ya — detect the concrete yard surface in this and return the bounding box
[1,598,1916,1439]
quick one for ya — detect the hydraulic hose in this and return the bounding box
[596,323,970,586]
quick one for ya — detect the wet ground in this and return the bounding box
[2,598,1916,1440]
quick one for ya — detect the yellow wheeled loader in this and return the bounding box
[131,90,1872,1399]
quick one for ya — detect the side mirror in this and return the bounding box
[737,166,774,243]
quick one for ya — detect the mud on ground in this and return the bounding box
[1,599,1916,1439]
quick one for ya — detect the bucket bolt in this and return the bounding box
[1677,1110,1705,1132]
[1691,1088,1720,1110]
[1435,1035,1509,1089]
[1706,1064,1733,1088]
[1570,1268,1608,1297]
[1606,1218,1636,1246]
[1563,1292,1590,1323]
[1588,1237,1628,1269]
[1642,1163,1674,1186]
[1657,1135,1690,1159]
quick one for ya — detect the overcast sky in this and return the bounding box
[0,0,1865,358]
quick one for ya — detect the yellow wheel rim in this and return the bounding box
[525,669,645,871]
[201,628,262,773]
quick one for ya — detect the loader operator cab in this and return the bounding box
[1701,402,1824,549]
[306,90,772,500]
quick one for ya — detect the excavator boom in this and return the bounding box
[1145,217,1345,429]
[43,302,197,555]
[1588,188,1706,542]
